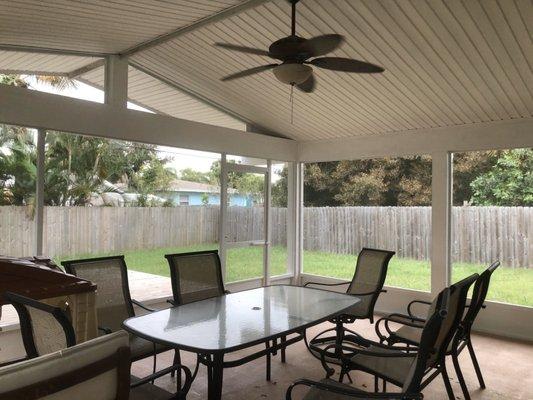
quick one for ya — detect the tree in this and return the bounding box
[303,156,432,207]
[452,150,500,205]
[179,168,211,183]
[1,74,177,206]
[470,149,533,206]
[272,166,288,207]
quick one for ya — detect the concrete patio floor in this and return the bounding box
[132,314,533,400]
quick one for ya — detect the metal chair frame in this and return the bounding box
[286,287,450,400]
[375,261,500,400]
[334,274,478,400]
[4,291,76,359]
[303,248,395,365]
[61,255,170,380]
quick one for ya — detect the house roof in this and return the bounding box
[0,0,531,142]
[163,179,237,194]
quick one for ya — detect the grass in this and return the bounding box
[56,245,532,307]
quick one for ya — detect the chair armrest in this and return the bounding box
[304,281,350,288]
[167,299,177,306]
[349,289,387,296]
[98,326,112,334]
[285,378,421,399]
[407,300,431,318]
[131,299,156,312]
[374,313,425,343]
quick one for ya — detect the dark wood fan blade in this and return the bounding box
[310,57,384,73]
[302,34,344,57]
[296,73,315,93]
[215,43,271,57]
[220,64,278,81]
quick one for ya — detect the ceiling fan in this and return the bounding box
[214,0,384,93]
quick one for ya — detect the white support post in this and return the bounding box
[288,162,304,285]
[35,129,46,255]
[263,160,272,286]
[219,153,228,280]
[104,55,128,108]
[287,162,297,279]
[431,152,452,294]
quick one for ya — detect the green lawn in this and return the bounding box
[56,245,532,307]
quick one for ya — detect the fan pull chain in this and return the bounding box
[290,84,294,124]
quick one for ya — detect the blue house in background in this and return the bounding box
[157,179,252,206]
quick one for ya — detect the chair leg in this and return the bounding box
[345,372,353,384]
[467,340,486,389]
[339,370,345,383]
[171,349,182,390]
[441,363,455,400]
[171,349,180,377]
[281,335,287,363]
[374,376,379,392]
[452,352,471,400]
[265,341,271,381]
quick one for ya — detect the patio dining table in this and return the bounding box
[123,284,360,400]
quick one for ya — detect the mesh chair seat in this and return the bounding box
[394,325,423,345]
[349,346,416,385]
[303,379,367,400]
[129,335,170,361]
[340,294,373,319]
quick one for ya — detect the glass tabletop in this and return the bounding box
[123,285,360,353]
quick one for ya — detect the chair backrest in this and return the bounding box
[429,274,478,364]
[62,256,134,332]
[461,261,500,335]
[402,287,450,395]
[165,250,225,305]
[0,331,130,400]
[4,292,76,358]
[346,248,395,318]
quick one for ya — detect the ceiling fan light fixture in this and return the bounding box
[273,63,312,85]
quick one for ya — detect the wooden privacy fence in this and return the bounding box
[0,206,530,268]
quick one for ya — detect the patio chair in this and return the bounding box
[4,291,76,359]
[0,330,192,400]
[165,249,234,382]
[165,249,289,380]
[325,274,478,400]
[375,261,500,400]
[61,256,173,378]
[303,248,395,363]
[286,287,450,400]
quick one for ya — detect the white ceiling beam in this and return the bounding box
[129,61,283,138]
[67,59,105,79]
[0,84,297,161]
[120,0,272,56]
[0,43,108,57]
[298,118,533,162]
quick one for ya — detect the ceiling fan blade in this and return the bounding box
[215,42,271,57]
[309,57,384,73]
[220,64,278,81]
[302,34,344,57]
[296,73,315,93]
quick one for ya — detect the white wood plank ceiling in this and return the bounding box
[0,0,244,54]
[79,66,245,130]
[0,51,99,75]
[1,0,532,141]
